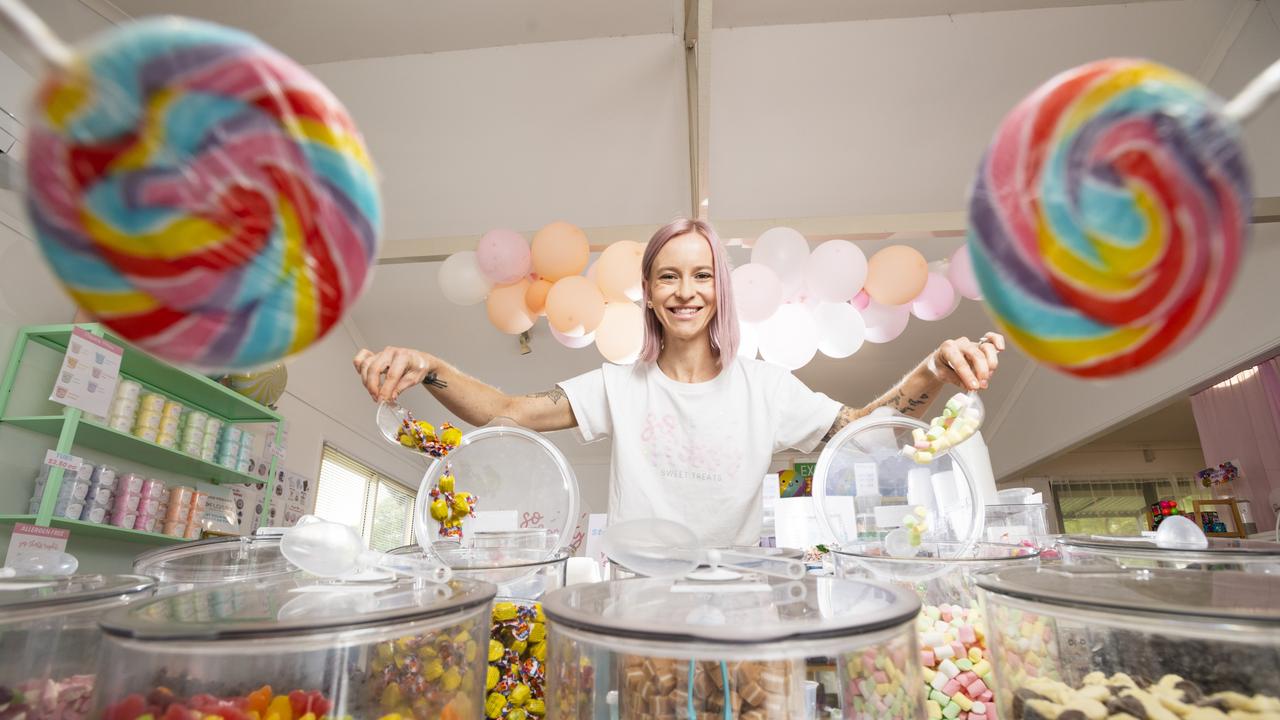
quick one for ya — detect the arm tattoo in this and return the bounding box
[527,387,566,405]
[823,406,861,442]
[878,389,931,417]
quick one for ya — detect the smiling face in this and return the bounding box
[647,231,718,345]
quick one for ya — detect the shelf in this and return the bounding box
[21,323,281,423]
[2,415,263,486]
[0,515,188,545]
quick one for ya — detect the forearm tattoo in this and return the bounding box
[881,389,930,415]
[527,387,566,405]
[823,406,861,442]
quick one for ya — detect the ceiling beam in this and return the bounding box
[684,0,712,219]
[377,196,1280,264]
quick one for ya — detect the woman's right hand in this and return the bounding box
[353,346,432,403]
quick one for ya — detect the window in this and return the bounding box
[1052,474,1211,535]
[314,444,416,551]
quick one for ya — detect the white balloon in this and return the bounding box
[757,304,819,370]
[738,320,760,360]
[438,251,494,306]
[862,300,910,344]
[813,302,866,358]
[806,240,868,303]
[751,227,810,298]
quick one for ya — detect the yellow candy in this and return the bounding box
[424,658,444,681]
[378,715,403,720]
[526,699,546,716]
[380,684,402,708]
[429,499,449,521]
[510,639,527,655]
[528,622,546,644]
[485,693,506,719]
[397,433,415,448]
[487,666,499,690]
[415,420,436,439]
[452,629,470,645]
[489,639,504,662]
[530,641,547,663]
[508,710,527,720]
[438,474,455,494]
[465,639,478,662]
[509,683,531,707]
[493,602,518,621]
[376,642,394,660]
[452,492,473,515]
[441,426,462,447]
[442,667,462,691]
[532,604,545,623]
[265,695,293,720]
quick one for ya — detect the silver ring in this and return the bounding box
[977,337,991,345]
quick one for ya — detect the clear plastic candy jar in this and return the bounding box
[93,575,496,720]
[543,573,923,719]
[608,545,804,581]
[977,565,1280,720]
[133,533,301,594]
[1058,534,1280,573]
[0,574,154,719]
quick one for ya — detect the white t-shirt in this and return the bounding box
[558,357,842,546]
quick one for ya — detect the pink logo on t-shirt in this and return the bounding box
[640,412,741,482]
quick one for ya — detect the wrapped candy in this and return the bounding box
[427,462,477,540]
[486,602,548,718]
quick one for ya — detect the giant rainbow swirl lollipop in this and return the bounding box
[967,57,1278,378]
[5,2,380,370]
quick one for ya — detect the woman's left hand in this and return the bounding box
[926,332,1006,391]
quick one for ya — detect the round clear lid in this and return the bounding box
[812,412,984,560]
[133,535,297,584]
[415,424,578,568]
[541,574,920,645]
[0,574,154,616]
[610,545,804,574]
[100,575,496,641]
[976,565,1280,624]
[1061,534,1280,558]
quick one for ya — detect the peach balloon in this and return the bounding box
[595,240,645,302]
[525,279,553,316]
[486,278,535,335]
[595,301,644,364]
[532,221,590,281]
[865,245,928,306]
[546,275,606,337]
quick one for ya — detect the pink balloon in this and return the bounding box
[476,229,532,285]
[862,300,910,343]
[949,244,983,300]
[852,290,871,310]
[806,240,867,303]
[911,273,959,321]
[732,263,783,323]
[551,326,595,349]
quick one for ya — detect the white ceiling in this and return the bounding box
[95,0,1171,65]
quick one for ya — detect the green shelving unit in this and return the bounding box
[0,323,285,544]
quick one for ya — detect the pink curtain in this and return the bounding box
[1190,357,1280,533]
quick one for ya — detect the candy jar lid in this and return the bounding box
[811,412,984,562]
[99,575,496,641]
[133,534,296,585]
[0,574,155,620]
[975,565,1280,624]
[1061,534,1280,559]
[415,424,578,568]
[542,574,919,646]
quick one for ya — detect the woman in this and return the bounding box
[355,218,1004,545]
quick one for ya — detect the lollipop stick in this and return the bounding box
[0,0,74,69]
[1224,57,1280,124]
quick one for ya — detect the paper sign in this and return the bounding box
[584,513,608,569]
[469,510,519,534]
[774,496,854,549]
[4,523,70,569]
[853,462,880,497]
[49,328,122,418]
[43,450,83,472]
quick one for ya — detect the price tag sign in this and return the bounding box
[4,523,70,569]
[43,449,83,473]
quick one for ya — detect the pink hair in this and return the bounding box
[639,218,740,364]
